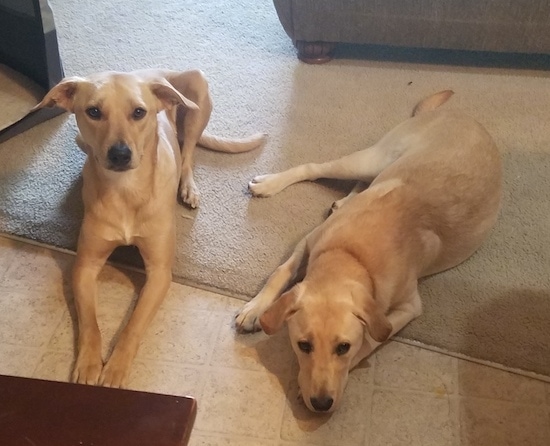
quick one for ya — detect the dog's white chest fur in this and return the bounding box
[83,170,158,245]
[95,207,139,245]
[116,220,136,245]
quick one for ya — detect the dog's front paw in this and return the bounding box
[248,174,286,197]
[73,352,103,386]
[100,353,131,388]
[234,301,265,333]
[180,178,200,209]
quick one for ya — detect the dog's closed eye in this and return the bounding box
[297,340,312,354]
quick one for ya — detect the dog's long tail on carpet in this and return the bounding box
[412,90,454,117]
[198,132,268,153]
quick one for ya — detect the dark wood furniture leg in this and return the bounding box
[0,0,65,143]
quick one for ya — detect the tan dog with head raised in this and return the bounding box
[36,69,265,387]
[235,91,502,412]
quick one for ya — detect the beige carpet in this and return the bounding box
[0,0,548,376]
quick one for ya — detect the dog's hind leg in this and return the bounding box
[171,71,213,208]
[249,143,400,197]
[176,106,207,208]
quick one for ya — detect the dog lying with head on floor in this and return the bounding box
[36,69,266,387]
[235,91,502,413]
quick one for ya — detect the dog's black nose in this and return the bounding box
[310,396,334,412]
[107,143,132,169]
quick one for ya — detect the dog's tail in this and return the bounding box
[412,90,454,117]
[198,132,267,153]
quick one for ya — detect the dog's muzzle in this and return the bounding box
[107,142,132,171]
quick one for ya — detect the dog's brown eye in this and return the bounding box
[297,341,312,354]
[336,342,350,356]
[86,107,101,120]
[132,107,146,120]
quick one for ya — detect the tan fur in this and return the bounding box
[411,89,454,116]
[235,91,502,412]
[36,69,265,387]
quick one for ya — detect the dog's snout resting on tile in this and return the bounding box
[235,91,502,413]
[36,69,266,387]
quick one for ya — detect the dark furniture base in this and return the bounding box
[0,375,197,446]
[296,40,336,64]
[0,0,64,142]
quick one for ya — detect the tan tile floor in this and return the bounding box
[0,235,548,446]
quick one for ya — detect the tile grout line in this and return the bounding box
[363,356,376,446]
[395,337,550,384]
[0,258,15,284]
[189,429,278,445]
[450,393,550,408]
[193,311,229,404]
[453,357,461,446]
[31,345,57,379]
[203,312,226,368]
[368,383,550,407]
[0,343,48,380]
[274,373,289,446]
[44,307,72,353]
[190,422,279,444]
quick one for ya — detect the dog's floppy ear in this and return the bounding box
[259,285,302,335]
[350,281,392,342]
[33,77,85,112]
[149,79,199,112]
